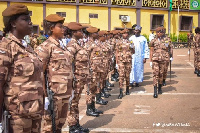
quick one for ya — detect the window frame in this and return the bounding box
[150,14,164,31]
[179,16,193,31]
[89,13,98,19]
[56,12,66,17]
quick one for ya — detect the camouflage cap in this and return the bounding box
[86,27,98,33]
[2,4,29,17]
[45,14,65,23]
[98,31,106,36]
[156,26,165,32]
[68,22,83,30]
[63,22,68,27]
[122,29,129,33]
[112,30,119,35]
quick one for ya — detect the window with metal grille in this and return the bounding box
[180,16,193,31]
[150,14,164,30]
[89,13,98,18]
[56,12,66,17]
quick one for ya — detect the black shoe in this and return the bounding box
[118,88,123,99]
[111,76,119,82]
[86,104,99,117]
[106,79,114,87]
[77,124,89,133]
[162,79,166,86]
[158,84,162,94]
[101,92,111,98]
[153,86,158,98]
[194,68,198,74]
[129,83,134,87]
[135,83,139,87]
[103,86,112,92]
[197,70,200,77]
[96,93,108,105]
[125,86,130,95]
[69,123,88,133]
[91,101,103,114]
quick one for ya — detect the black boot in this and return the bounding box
[126,86,130,95]
[135,83,139,87]
[153,86,158,98]
[69,123,89,133]
[77,123,90,133]
[91,101,103,114]
[111,74,119,82]
[158,84,162,94]
[194,68,198,74]
[197,70,200,77]
[96,93,108,105]
[118,88,123,99]
[101,86,111,98]
[162,79,166,86]
[86,104,99,117]
[106,79,114,87]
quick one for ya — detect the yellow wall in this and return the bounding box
[11,2,43,30]
[140,9,168,35]
[111,8,136,30]
[0,2,8,31]
[170,11,198,35]
[46,4,76,23]
[79,6,108,30]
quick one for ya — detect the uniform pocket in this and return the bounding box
[76,50,88,62]
[17,90,41,115]
[14,62,34,77]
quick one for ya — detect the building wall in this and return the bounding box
[79,6,108,30]
[11,2,43,30]
[170,11,198,35]
[111,8,136,30]
[46,4,76,23]
[0,2,8,31]
[140,9,168,35]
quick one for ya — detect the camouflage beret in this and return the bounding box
[2,4,29,17]
[63,22,68,27]
[98,31,106,36]
[102,30,108,34]
[156,27,165,32]
[86,27,98,33]
[68,22,83,30]
[45,14,65,23]
[123,29,129,33]
[112,30,118,35]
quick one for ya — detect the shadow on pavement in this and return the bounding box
[82,114,115,128]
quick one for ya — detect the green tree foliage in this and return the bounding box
[170,33,188,42]
[142,34,149,42]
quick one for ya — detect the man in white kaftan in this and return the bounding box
[129,25,149,87]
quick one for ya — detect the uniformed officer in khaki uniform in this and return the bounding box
[149,27,173,98]
[194,27,200,77]
[0,4,44,132]
[162,28,173,86]
[84,27,104,116]
[115,29,134,99]
[35,14,73,133]
[66,22,90,133]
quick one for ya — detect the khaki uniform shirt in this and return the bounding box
[67,38,90,83]
[36,37,73,97]
[149,36,172,61]
[0,33,43,115]
[115,39,133,63]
